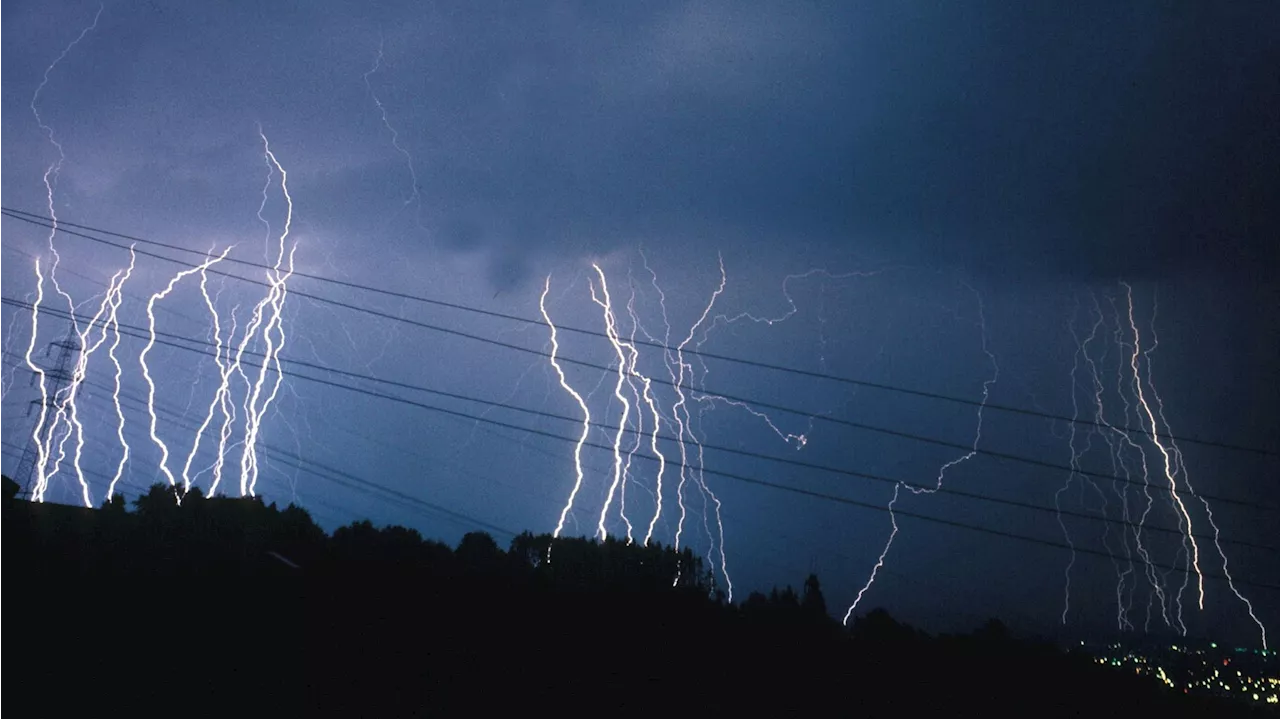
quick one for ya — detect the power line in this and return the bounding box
[7,312,1279,594]
[8,338,1274,560]
[32,369,1280,593]
[30,335,1275,558]
[7,295,1277,519]
[24,376,1272,602]
[4,252,1273,519]
[0,242,206,326]
[4,367,521,539]
[8,239,1273,601]
[116,378,533,539]
[1,441,149,495]
[7,249,1269,511]
[5,206,1274,459]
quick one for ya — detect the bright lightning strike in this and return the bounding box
[669,254,733,599]
[61,266,134,506]
[140,247,234,498]
[22,4,104,504]
[628,286,671,548]
[589,263,635,542]
[28,258,135,505]
[23,259,52,502]
[104,247,138,501]
[183,249,235,494]
[208,304,244,498]
[542,276,592,542]
[31,4,104,326]
[844,282,998,625]
[239,130,298,497]
[1079,292,1137,632]
[1120,283,1204,612]
[1127,285,1268,649]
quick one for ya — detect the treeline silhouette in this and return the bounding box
[5,478,1267,717]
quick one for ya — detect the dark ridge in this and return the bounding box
[6,479,1269,717]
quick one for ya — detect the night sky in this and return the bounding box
[3,1,1277,647]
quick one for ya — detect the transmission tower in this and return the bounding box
[13,327,80,499]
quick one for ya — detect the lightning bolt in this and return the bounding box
[244,245,297,498]
[588,263,636,542]
[843,482,903,623]
[208,304,243,498]
[671,254,732,598]
[1139,293,1194,633]
[628,284,671,547]
[363,33,422,209]
[1080,291,1137,632]
[1054,296,1087,626]
[21,5,104,503]
[707,267,882,330]
[542,275,592,542]
[104,247,138,501]
[632,249,730,592]
[30,261,136,505]
[182,249,235,494]
[23,260,52,501]
[1121,282,1204,616]
[637,248,678,546]
[1,290,36,401]
[225,128,299,498]
[618,277,663,547]
[844,282,997,624]
[140,247,234,498]
[605,269,658,546]
[31,4,104,343]
[61,266,133,506]
[692,267,886,451]
[1132,285,1267,649]
[1102,294,1171,633]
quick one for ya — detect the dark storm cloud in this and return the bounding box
[6,2,1275,286]
[306,2,1280,286]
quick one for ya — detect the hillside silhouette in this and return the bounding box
[5,477,1269,716]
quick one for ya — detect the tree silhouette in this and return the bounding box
[850,608,919,644]
[508,530,550,570]
[133,483,183,515]
[974,617,1011,643]
[456,531,504,568]
[801,573,827,617]
[3,475,18,500]
[7,476,1255,716]
[769,586,799,609]
[101,493,127,512]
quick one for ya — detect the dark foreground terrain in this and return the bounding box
[7,481,1270,716]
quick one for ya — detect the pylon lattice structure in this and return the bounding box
[14,328,80,498]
